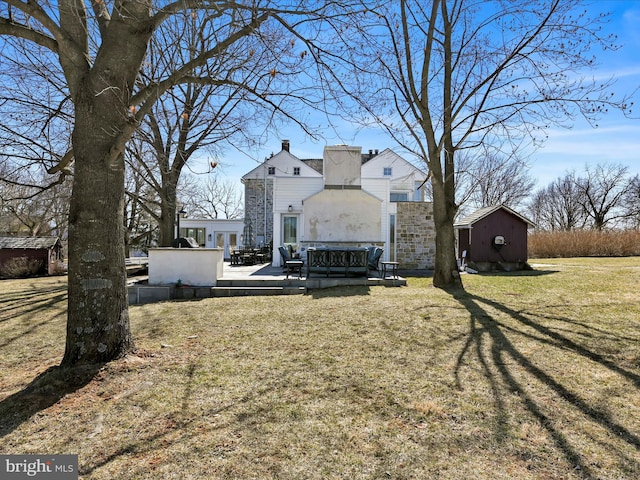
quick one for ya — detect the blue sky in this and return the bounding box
[195,1,640,191]
[531,1,640,185]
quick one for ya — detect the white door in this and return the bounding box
[282,215,299,252]
[215,232,238,259]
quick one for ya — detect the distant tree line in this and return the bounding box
[527,163,639,231]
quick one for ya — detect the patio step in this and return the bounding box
[216,279,306,288]
[210,286,306,297]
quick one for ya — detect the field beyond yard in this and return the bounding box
[1,257,639,479]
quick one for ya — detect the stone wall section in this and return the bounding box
[243,178,273,246]
[396,202,436,269]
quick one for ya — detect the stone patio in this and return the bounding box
[128,261,409,304]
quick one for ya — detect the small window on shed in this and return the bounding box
[293,167,300,176]
[383,167,393,176]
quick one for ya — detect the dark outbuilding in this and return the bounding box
[0,236,64,278]
[455,205,535,271]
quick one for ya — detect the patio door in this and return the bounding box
[282,215,298,252]
[215,232,238,259]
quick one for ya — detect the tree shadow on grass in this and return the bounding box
[0,284,67,321]
[449,288,640,479]
[474,268,559,277]
[0,363,105,439]
[77,362,278,478]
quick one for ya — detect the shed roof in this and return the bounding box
[0,236,61,250]
[454,205,535,229]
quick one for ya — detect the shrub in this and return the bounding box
[529,229,640,258]
[0,256,45,278]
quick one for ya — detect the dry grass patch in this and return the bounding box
[1,259,640,479]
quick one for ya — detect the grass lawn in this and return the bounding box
[1,257,639,479]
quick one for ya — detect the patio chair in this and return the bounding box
[367,247,383,272]
[279,246,304,278]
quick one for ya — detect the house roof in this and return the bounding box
[243,146,397,179]
[241,149,323,180]
[454,205,535,228]
[361,148,428,179]
[0,236,61,250]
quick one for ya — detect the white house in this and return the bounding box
[177,218,244,259]
[242,141,436,269]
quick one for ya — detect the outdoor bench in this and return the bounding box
[305,247,369,277]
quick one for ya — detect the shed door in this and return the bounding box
[458,228,471,260]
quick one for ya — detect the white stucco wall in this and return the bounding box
[303,189,382,243]
[148,248,224,286]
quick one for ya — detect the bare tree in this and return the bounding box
[574,163,629,230]
[124,141,159,255]
[0,39,74,190]
[469,155,535,210]
[311,0,634,287]
[127,11,289,247]
[528,172,588,231]
[185,174,244,220]
[0,1,348,367]
[453,145,536,214]
[0,162,72,238]
[622,174,640,229]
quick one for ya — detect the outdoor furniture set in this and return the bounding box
[231,246,271,266]
[279,245,387,279]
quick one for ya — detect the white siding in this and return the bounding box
[271,177,323,265]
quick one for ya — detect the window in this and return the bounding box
[390,192,409,202]
[179,227,206,246]
[283,215,298,246]
[293,167,300,176]
[268,166,275,175]
[383,167,393,176]
[389,214,396,261]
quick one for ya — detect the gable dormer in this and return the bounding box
[242,141,323,181]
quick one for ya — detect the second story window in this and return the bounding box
[293,167,300,176]
[268,166,275,175]
[383,167,393,176]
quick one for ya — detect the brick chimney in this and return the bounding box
[282,140,290,152]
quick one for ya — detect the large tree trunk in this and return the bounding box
[59,7,152,365]
[62,104,133,366]
[431,1,461,290]
[158,181,178,247]
[431,175,461,289]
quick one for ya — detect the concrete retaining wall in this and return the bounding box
[148,248,224,286]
